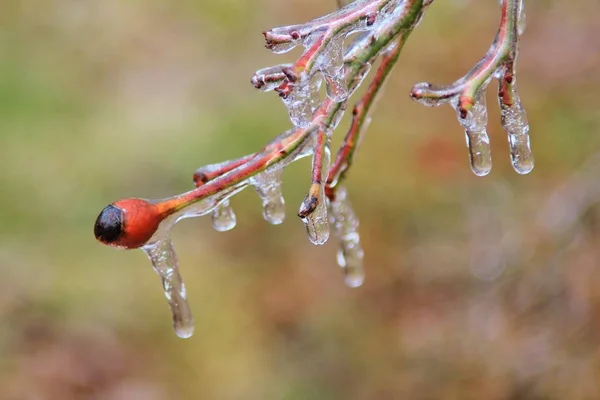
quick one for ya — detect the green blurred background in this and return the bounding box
[1,1,600,399]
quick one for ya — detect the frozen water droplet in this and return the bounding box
[508,130,533,174]
[143,238,194,339]
[330,186,364,287]
[251,168,286,224]
[211,200,236,232]
[499,88,533,174]
[465,131,492,177]
[453,93,492,176]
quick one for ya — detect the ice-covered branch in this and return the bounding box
[94,0,430,338]
[410,0,532,176]
[324,39,403,286]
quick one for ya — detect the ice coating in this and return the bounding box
[302,194,330,245]
[410,82,456,107]
[264,0,405,129]
[300,134,331,245]
[143,238,194,339]
[211,200,237,232]
[251,64,292,92]
[499,84,533,174]
[330,186,364,287]
[250,168,286,225]
[267,39,301,55]
[408,0,531,176]
[452,92,492,177]
[281,74,322,128]
[346,61,372,99]
[317,37,349,102]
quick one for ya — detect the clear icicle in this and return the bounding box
[453,93,493,176]
[299,136,331,245]
[143,238,194,339]
[330,186,364,287]
[136,184,249,338]
[282,74,322,128]
[250,168,286,225]
[499,85,534,174]
[211,200,236,232]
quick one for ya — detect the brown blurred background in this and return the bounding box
[1,0,600,399]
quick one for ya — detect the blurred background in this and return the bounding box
[1,0,600,399]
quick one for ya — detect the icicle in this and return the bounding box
[299,133,331,245]
[499,87,533,174]
[142,238,194,339]
[452,92,493,176]
[330,186,364,287]
[250,168,286,225]
[211,200,236,232]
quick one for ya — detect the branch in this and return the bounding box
[410,0,531,176]
[94,0,427,252]
[92,0,536,338]
[93,0,428,337]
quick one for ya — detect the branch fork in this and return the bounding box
[93,0,534,338]
[410,0,532,176]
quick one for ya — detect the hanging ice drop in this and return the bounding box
[211,200,236,232]
[143,238,194,339]
[500,92,534,174]
[453,93,492,176]
[330,186,364,287]
[300,194,330,245]
[251,168,286,225]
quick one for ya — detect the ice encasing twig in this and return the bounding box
[410,0,531,175]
